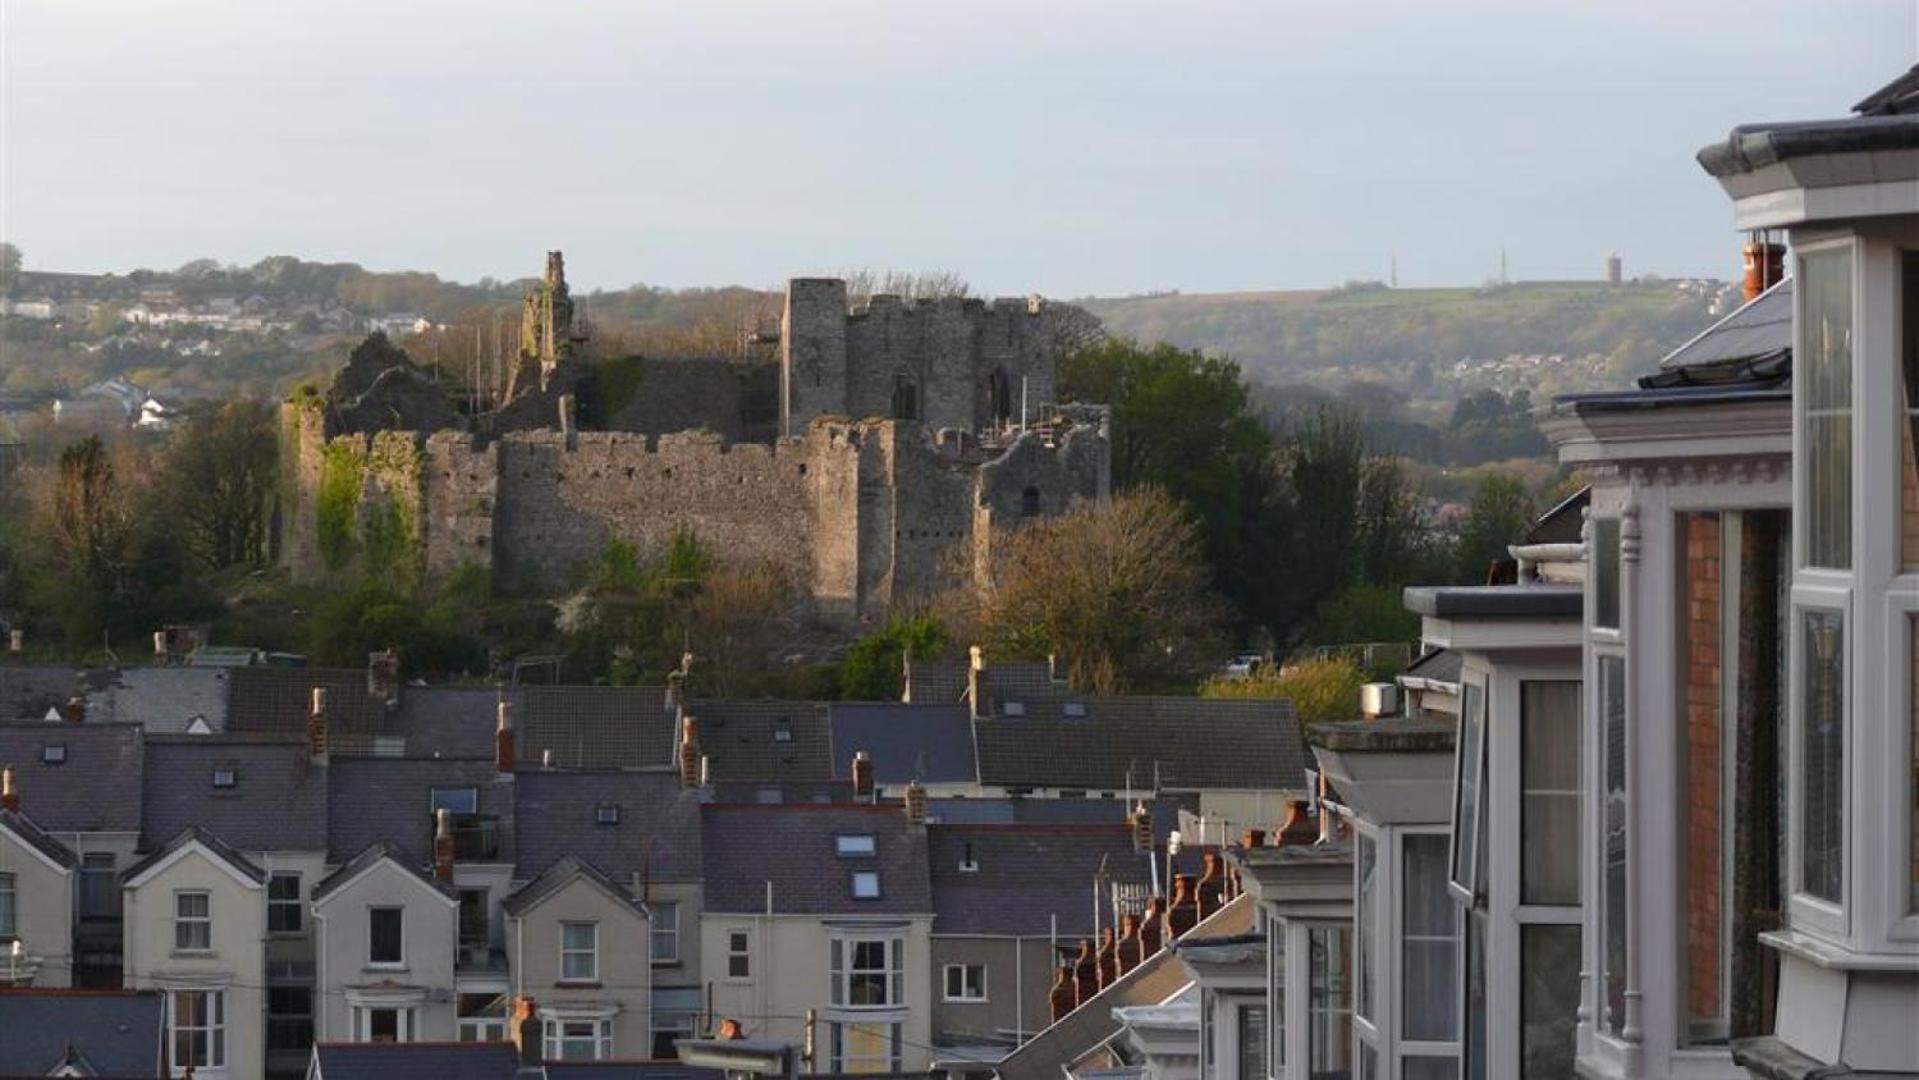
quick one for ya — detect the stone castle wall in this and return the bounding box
[781,283,1060,436]
[285,414,1109,623]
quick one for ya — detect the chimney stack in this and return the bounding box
[433,808,455,882]
[62,696,86,724]
[851,751,874,800]
[903,780,927,826]
[1,766,17,812]
[511,997,540,1067]
[7,629,20,654]
[966,645,986,720]
[495,698,516,776]
[679,717,701,788]
[308,687,329,765]
[367,649,400,707]
[1743,236,1786,302]
[1130,803,1154,852]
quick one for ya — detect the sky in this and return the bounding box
[2,1,1915,297]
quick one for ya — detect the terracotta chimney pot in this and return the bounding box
[1,766,17,813]
[433,808,455,882]
[1198,851,1226,917]
[904,780,928,826]
[1049,964,1077,1022]
[1167,874,1199,939]
[1072,938,1098,1004]
[851,750,874,799]
[679,716,701,788]
[1242,828,1266,849]
[1116,913,1143,974]
[307,687,329,764]
[1139,897,1165,956]
[495,698,516,775]
[1095,926,1118,988]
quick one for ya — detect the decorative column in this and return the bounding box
[1620,502,1645,1054]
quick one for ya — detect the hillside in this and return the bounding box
[1080,278,1731,411]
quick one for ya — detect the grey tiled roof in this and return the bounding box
[312,842,456,903]
[544,1064,724,1080]
[828,704,975,784]
[0,989,165,1078]
[0,722,145,833]
[513,770,703,883]
[927,824,1155,937]
[521,685,673,770]
[0,808,77,868]
[971,698,1311,793]
[0,666,83,721]
[701,803,933,915]
[84,666,230,733]
[326,758,511,864]
[125,825,267,885]
[904,659,1067,712]
[311,1041,523,1080]
[1657,278,1791,373]
[225,666,397,753]
[1400,648,1463,688]
[142,738,327,853]
[690,700,832,783]
[502,854,645,917]
[395,686,519,759]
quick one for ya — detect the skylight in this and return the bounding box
[851,871,881,899]
[836,834,876,857]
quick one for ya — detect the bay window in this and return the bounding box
[1402,834,1457,1046]
[1800,247,1853,571]
[458,992,507,1042]
[1798,610,1846,906]
[831,936,904,1008]
[1450,684,1487,899]
[1598,656,1628,1036]
[1267,915,1286,1075]
[1519,682,1580,906]
[830,1019,901,1073]
[544,1015,613,1060]
[1519,925,1579,1079]
[1308,925,1351,1080]
[1237,1002,1268,1080]
[1593,519,1621,630]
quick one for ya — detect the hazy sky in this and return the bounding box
[2,1,1915,296]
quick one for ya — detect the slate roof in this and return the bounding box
[395,686,519,759]
[312,842,455,903]
[1524,487,1589,546]
[1401,584,1583,620]
[84,666,230,733]
[1855,62,1919,116]
[701,803,933,916]
[0,665,83,721]
[927,824,1156,937]
[502,854,646,917]
[327,758,511,865]
[0,722,145,833]
[543,1064,723,1080]
[828,703,976,784]
[690,700,833,782]
[225,666,397,753]
[310,1041,523,1080]
[520,685,673,770]
[1654,278,1792,374]
[904,658,1067,713]
[124,825,267,885]
[970,698,1311,793]
[1400,648,1463,688]
[0,807,78,868]
[0,988,166,1079]
[513,770,703,883]
[142,738,327,853]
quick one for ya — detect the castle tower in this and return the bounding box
[780,278,848,437]
[505,251,578,401]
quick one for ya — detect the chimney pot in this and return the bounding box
[1242,828,1266,849]
[1139,897,1165,956]
[1095,926,1118,988]
[1049,964,1077,1023]
[433,808,455,882]
[966,645,986,719]
[1,766,17,813]
[307,686,329,764]
[1116,913,1143,974]
[366,649,400,706]
[679,716,701,789]
[153,631,168,657]
[904,780,927,826]
[1198,851,1226,917]
[511,997,540,1067]
[1072,938,1098,1004]
[1743,238,1786,303]
[62,696,86,724]
[851,750,875,799]
[1167,874,1200,939]
[716,1018,744,1041]
[495,698,516,775]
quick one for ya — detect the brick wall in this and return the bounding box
[1685,512,1722,1022]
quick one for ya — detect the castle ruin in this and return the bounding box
[280,253,1110,623]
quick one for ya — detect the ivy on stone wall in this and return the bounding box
[363,436,426,593]
[316,441,366,572]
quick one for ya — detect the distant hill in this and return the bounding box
[1079,278,1731,408]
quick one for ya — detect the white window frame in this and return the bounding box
[174,891,212,953]
[560,921,599,983]
[542,1013,614,1061]
[831,935,905,1010]
[836,834,876,857]
[1788,585,1852,939]
[1397,827,1461,1074]
[650,901,680,964]
[352,1004,415,1043]
[367,906,405,969]
[943,963,986,1002]
[852,871,882,899]
[0,872,15,940]
[456,991,508,1042]
[1888,595,1919,941]
[267,873,302,935]
[1352,825,1382,1075]
[1795,238,1859,576]
[1447,679,1489,903]
[726,928,751,980]
[829,1018,902,1073]
[167,988,226,1075]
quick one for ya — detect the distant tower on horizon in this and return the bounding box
[1390,255,1398,288]
[1604,252,1624,284]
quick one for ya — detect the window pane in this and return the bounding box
[1800,610,1845,903]
[1465,911,1487,1080]
[1520,924,1580,1080]
[1600,656,1628,1035]
[1911,613,1919,915]
[1802,247,1853,570]
[1901,252,1919,570]
[1402,834,1458,1042]
[1521,681,1581,905]
[370,908,403,964]
[1308,926,1351,1080]
[1405,1056,1459,1080]
[1681,512,1728,1043]
[0,875,14,938]
[1237,1005,1266,1080]
[1268,921,1286,1070]
[1356,834,1376,1023]
[1593,518,1621,629]
[1450,684,1485,892]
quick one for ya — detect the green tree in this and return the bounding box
[1454,474,1536,582]
[1200,654,1368,726]
[33,437,131,646]
[0,241,22,284]
[840,616,949,701]
[163,400,279,571]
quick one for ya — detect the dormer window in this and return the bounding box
[851,871,882,899]
[1062,702,1087,719]
[595,804,620,826]
[211,766,237,789]
[836,835,876,857]
[773,721,793,744]
[41,744,65,765]
[1002,701,1027,718]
